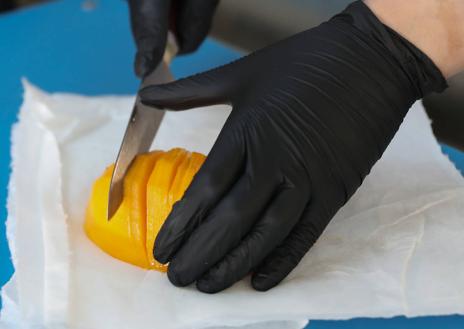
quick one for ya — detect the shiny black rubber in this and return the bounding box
[140,1,447,293]
[128,0,219,77]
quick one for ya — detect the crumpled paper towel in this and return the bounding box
[2,80,464,329]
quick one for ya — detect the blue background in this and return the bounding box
[1,1,463,328]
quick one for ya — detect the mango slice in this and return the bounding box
[84,152,160,268]
[84,148,205,271]
[146,149,207,270]
[146,148,187,270]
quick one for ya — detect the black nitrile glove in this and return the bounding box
[128,0,219,77]
[140,1,447,293]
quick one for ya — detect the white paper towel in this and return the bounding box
[2,80,464,329]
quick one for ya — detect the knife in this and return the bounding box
[107,33,178,220]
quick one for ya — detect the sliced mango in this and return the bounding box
[170,152,205,204]
[84,152,160,268]
[146,148,188,270]
[125,151,162,265]
[84,148,205,271]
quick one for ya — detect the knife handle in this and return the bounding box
[163,31,178,65]
[163,1,178,65]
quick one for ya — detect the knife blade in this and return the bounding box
[107,49,176,220]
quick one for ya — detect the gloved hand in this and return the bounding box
[140,1,447,293]
[128,0,219,77]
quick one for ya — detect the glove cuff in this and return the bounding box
[338,0,448,98]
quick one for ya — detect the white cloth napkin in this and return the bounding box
[2,80,464,329]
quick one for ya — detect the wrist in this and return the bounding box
[364,0,464,79]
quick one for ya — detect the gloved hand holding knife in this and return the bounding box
[110,0,216,218]
[128,0,219,78]
[128,0,464,293]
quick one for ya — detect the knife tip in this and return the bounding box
[107,182,124,221]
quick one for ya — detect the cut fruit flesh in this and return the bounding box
[146,148,188,270]
[84,148,205,271]
[84,152,160,268]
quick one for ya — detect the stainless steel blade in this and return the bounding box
[107,61,174,220]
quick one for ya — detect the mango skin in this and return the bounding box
[84,149,205,271]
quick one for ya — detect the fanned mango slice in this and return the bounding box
[170,152,205,204]
[146,151,206,270]
[146,148,189,270]
[84,152,160,268]
[125,151,163,265]
[84,148,206,271]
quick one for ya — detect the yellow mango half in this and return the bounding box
[84,148,205,271]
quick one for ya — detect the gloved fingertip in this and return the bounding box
[251,272,278,292]
[153,247,169,265]
[134,52,157,79]
[139,84,175,106]
[140,87,200,111]
[167,263,190,287]
[153,211,184,263]
[153,228,175,264]
[178,37,203,56]
[196,277,221,294]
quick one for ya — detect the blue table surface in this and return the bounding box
[1,1,464,328]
